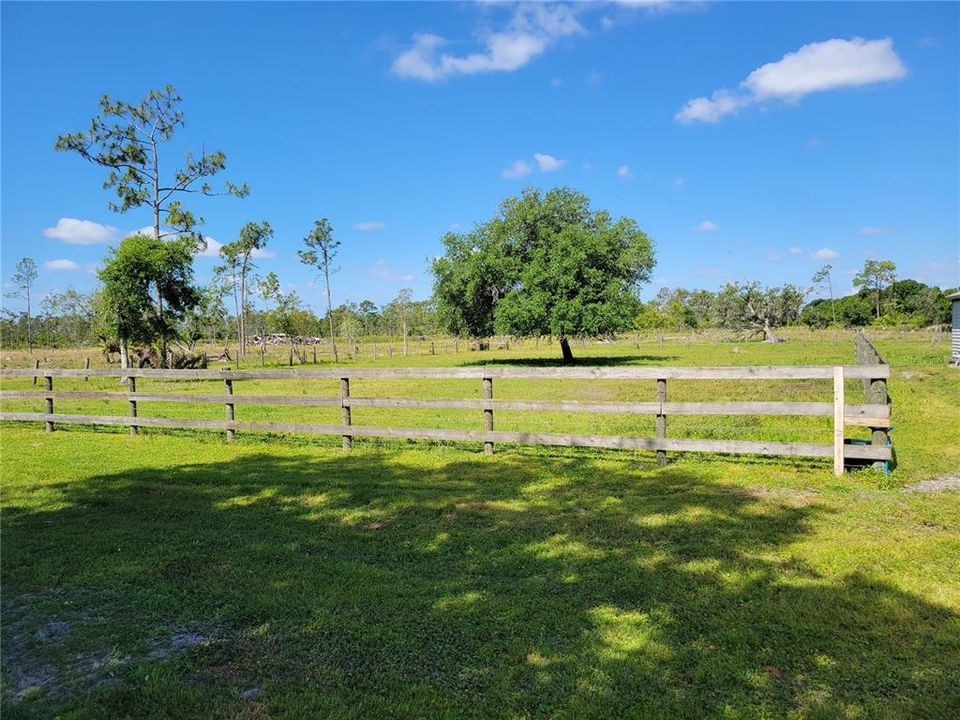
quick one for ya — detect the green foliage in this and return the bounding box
[800,277,950,328]
[55,86,247,239]
[97,233,200,351]
[853,259,897,319]
[299,218,341,359]
[432,187,655,359]
[712,281,807,340]
[4,257,39,350]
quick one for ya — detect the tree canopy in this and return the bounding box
[431,187,655,361]
[55,85,248,242]
[98,233,200,367]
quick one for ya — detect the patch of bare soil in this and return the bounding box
[903,476,960,493]
[1,587,222,706]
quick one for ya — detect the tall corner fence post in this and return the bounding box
[855,332,891,469]
[33,358,40,386]
[44,374,54,432]
[483,376,494,455]
[656,378,667,466]
[224,377,235,442]
[340,376,352,450]
[128,375,139,436]
[833,366,845,476]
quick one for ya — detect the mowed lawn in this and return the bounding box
[2,332,959,718]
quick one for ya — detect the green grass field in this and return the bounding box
[2,331,959,718]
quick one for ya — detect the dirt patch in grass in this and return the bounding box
[1,587,225,707]
[903,476,960,493]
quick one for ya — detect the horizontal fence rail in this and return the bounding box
[0,365,893,473]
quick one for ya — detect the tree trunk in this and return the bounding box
[560,337,574,363]
[119,338,130,370]
[324,265,338,363]
[26,286,32,354]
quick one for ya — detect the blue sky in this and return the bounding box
[2,1,958,315]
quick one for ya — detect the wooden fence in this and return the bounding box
[0,364,893,473]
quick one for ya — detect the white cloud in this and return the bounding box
[617,164,631,177]
[43,218,118,245]
[695,220,720,232]
[392,4,582,82]
[676,37,906,124]
[672,176,684,187]
[786,246,803,255]
[812,247,839,260]
[44,259,81,270]
[533,152,565,172]
[550,77,564,87]
[251,248,276,260]
[766,251,783,261]
[675,90,749,124]
[502,159,533,179]
[354,221,386,231]
[859,226,886,235]
[197,237,222,258]
[806,138,824,149]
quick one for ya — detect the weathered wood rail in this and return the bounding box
[0,365,893,473]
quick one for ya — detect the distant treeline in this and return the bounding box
[0,288,442,351]
[2,277,953,351]
[640,278,954,335]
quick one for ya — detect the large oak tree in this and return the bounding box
[432,187,655,362]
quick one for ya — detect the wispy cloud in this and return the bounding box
[43,218,118,245]
[617,164,631,178]
[676,37,906,124]
[502,153,565,179]
[695,220,720,232]
[806,138,824,149]
[812,247,839,260]
[392,4,582,82]
[354,221,386,231]
[44,259,80,270]
[502,159,533,179]
[786,246,803,255]
[533,152,565,172]
[859,226,886,235]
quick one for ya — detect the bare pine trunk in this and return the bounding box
[324,265,338,362]
[119,339,130,370]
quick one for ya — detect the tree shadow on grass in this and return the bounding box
[458,354,681,368]
[2,450,958,719]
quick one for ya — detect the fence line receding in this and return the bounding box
[0,364,893,474]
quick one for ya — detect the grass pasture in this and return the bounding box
[2,330,959,718]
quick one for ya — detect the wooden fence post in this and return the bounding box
[833,366,845,476]
[128,375,139,436]
[225,378,235,442]
[340,376,352,450]
[33,358,40,386]
[656,378,667,466]
[483,376,494,454]
[84,356,90,381]
[44,375,54,432]
[855,333,891,469]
